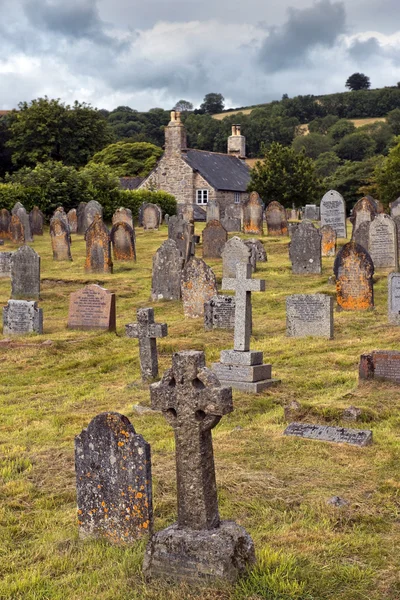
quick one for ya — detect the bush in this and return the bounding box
[292,133,334,159]
[80,163,122,220]
[335,132,377,161]
[89,141,163,177]
[328,119,356,141]
[0,183,38,213]
[118,189,177,220]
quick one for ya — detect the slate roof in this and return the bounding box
[119,176,144,190]
[183,149,251,192]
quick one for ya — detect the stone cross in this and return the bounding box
[126,308,167,381]
[150,351,233,530]
[222,263,265,352]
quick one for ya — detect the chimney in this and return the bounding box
[165,110,187,156]
[227,123,246,158]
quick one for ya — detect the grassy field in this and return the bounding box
[1,223,400,600]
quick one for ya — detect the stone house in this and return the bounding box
[138,111,251,217]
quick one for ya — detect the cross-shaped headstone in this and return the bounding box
[222,263,265,352]
[150,350,233,530]
[126,308,167,381]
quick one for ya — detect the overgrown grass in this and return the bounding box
[1,222,400,599]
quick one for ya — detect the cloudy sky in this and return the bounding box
[1,0,400,111]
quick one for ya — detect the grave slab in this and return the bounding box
[284,423,372,446]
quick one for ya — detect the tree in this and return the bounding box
[345,73,371,91]
[328,119,356,141]
[335,132,376,161]
[200,93,225,115]
[89,141,163,177]
[0,114,13,178]
[249,142,322,206]
[173,100,193,112]
[387,109,400,135]
[308,114,339,135]
[314,151,341,178]
[292,133,334,160]
[376,138,400,205]
[357,121,394,154]
[326,156,383,206]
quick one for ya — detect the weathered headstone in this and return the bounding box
[351,196,376,236]
[283,423,372,446]
[143,351,255,582]
[320,225,337,257]
[3,299,43,335]
[11,202,24,216]
[0,209,10,239]
[204,295,235,331]
[112,207,133,228]
[244,239,267,262]
[0,252,12,278]
[202,220,227,259]
[77,202,87,235]
[168,215,194,262]
[16,207,33,242]
[206,200,220,223]
[125,308,168,381]
[334,242,374,310]
[83,200,103,232]
[10,214,24,244]
[289,221,322,274]
[75,412,152,544]
[353,221,370,252]
[320,190,346,238]
[359,350,400,383]
[29,206,44,236]
[110,222,136,261]
[242,191,263,235]
[53,207,71,239]
[10,245,40,300]
[368,213,398,269]
[265,201,288,235]
[390,197,400,219]
[221,236,254,278]
[50,217,72,261]
[151,240,184,301]
[67,209,78,233]
[181,258,217,318]
[143,204,161,230]
[220,215,241,232]
[179,203,194,224]
[68,284,116,331]
[290,208,298,220]
[84,215,113,274]
[388,272,400,324]
[286,294,333,339]
[304,205,318,220]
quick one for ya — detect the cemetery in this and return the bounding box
[1,202,400,600]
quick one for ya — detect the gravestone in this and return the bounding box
[286,294,333,339]
[289,221,322,274]
[67,208,78,233]
[11,202,24,215]
[220,215,241,232]
[206,200,220,223]
[320,190,346,238]
[112,207,133,228]
[143,204,161,230]
[202,220,227,259]
[290,209,298,220]
[353,221,370,252]
[359,350,400,384]
[181,258,217,318]
[368,213,397,269]
[143,351,255,582]
[10,215,25,244]
[204,295,235,331]
[50,217,72,261]
[320,225,337,257]
[77,202,87,235]
[68,284,116,331]
[242,191,263,235]
[53,207,71,238]
[75,412,152,544]
[304,205,318,220]
[139,203,162,227]
[0,209,10,239]
[85,215,113,274]
[388,272,400,324]
[168,215,194,262]
[16,207,33,242]
[284,423,372,446]
[125,308,168,381]
[351,196,376,236]
[3,300,43,335]
[151,240,184,301]
[164,214,169,224]
[179,203,194,224]
[110,222,136,261]
[334,242,374,310]
[0,252,12,278]
[221,236,254,278]
[265,201,287,235]
[244,239,267,262]
[10,245,40,300]
[29,206,44,236]
[390,197,400,218]
[212,264,279,392]
[83,200,103,232]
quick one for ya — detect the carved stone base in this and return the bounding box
[143,520,255,584]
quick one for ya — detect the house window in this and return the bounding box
[234,192,241,204]
[196,189,209,205]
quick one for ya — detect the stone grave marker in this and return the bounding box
[202,220,227,259]
[10,245,40,299]
[50,217,72,261]
[290,208,298,220]
[242,191,263,235]
[168,215,194,262]
[75,412,152,544]
[353,221,370,252]
[179,203,194,223]
[3,299,43,335]
[10,214,25,244]
[204,295,235,331]
[181,257,217,318]
[289,221,322,274]
[84,215,113,274]
[320,225,337,257]
[304,205,318,220]
[0,209,10,239]
[77,202,87,235]
[390,197,400,218]
[16,206,33,242]
[68,284,116,331]
[143,204,161,230]
[388,272,400,324]
[11,202,24,215]
[53,207,71,238]
[143,350,255,582]
[126,308,168,381]
[286,294,333,339]
[359,350,400,383]
[206,200,220,222]
[83,200,103,232]
[283,423,372,447]
[29,206,44,236]
[112,207,133,228]
[139,202,161,227]
[151,240,184,301]
[265,201,287,235]
[351,196,376,236]
[334,242,374,310]
[164,214,169,224]
[244,239,267,262]
[368,213,398,269]
[221,215,241,232]
[110,222,136,261]
[221,236,254,278]
[67,208,78,233]
[0,252,12,278]
[320,190,346,238]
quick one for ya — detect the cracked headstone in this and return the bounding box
[125,308,167,381]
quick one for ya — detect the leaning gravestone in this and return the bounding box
[221,236,254,278]
[265,201,287,235]
[320,190,346,238]
[50,217,72,261]
[204,295,235,331]
[181,258,217,318]
[143,351,255,582]
[112,207,133,228]
[83,200,103,232]
[0,209,10,239]
[151,240,184,301]
[75,412,152,544]
[143,204,161,230]
[202,220,227,259]
[85,215,113,274]
[286,294,333,339]
[110,222,136,261]
[168,215,194,262]
[289,221,321,274]
[29,207,44,236]
[125,308,167,381]
[391,197,400,218]
[244,239,267,262]
[77,202,87,235]
[320,225,337,257]
[351,196,376,236]
[67,209,78,233]
[334,242,374,310]
[284,423,372,447]
[304,205,318,221]
[68,284,116,331]
[353,221,370,252]
[368,213,398,269]
[3,300,43,335]
[242,191,263,235]
[388,272,400,324]
[10,245,40,300]
[16,207,33,242]
[0,252,12,278]
[10,215,25,244]
[206,200,220,223]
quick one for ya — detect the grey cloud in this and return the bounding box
[348,38,382,62]
[258,0,346,72]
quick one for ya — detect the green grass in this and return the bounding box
[1,223,400,599]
